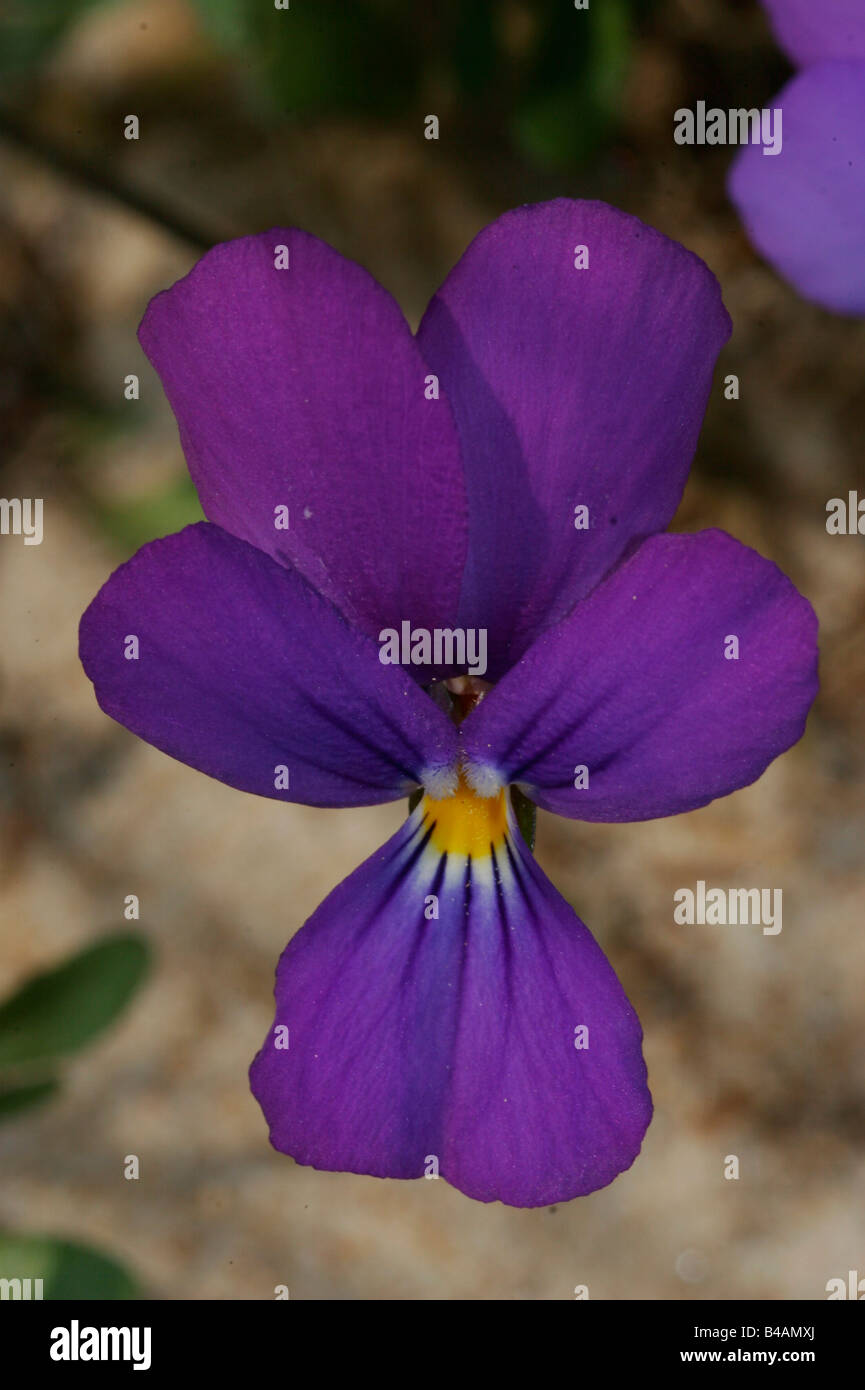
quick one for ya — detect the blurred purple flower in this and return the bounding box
[729,0,865,314]
[80,200,818,1206]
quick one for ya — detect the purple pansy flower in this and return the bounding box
[80,200,818,1207]
[728,0,865,315]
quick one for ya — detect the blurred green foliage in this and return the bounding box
[95,474,205,553]
[194,0,420,118]
[191,0,638,168]
[0,0,647,172]
[513,0,632,167]
[0,1234,139,1299]
[0,1078,61,1121]
[0,0,102,80]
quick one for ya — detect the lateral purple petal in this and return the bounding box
[728,63,865,315]
[250,804,651,1206]
[462,530,818,822]
[139,229,467,639]
[417,199,731,676]
[762,0,865,64]
[79,523,458,807]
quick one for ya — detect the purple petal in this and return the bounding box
[250,795,652,1207]
[139,229,467,640]
[728,63,865,315]
[762,0,865,64]
[417,199,731,676]
[79,523,458,807]
[462,530,818,822]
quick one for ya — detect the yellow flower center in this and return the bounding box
[423,773,508,859]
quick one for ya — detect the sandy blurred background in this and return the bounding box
[1,0,863,1300]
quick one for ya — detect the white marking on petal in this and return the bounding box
[463,762,503,799]
[421,765,459,799]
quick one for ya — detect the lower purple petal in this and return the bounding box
[250,801,651,1207]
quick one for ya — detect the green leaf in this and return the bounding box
[0,1078,59,1123]
[0,934,151,1068]
[0,1234,139,1299]
[510,786,537,854]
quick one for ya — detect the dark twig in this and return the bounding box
[0,104,218,251]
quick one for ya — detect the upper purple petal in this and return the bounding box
[250,800,651,1207]
[79,523,458,807]
[417,199,731,677]
[462,530,818,822]
[762,0,865,64]
[728,63,865,316]
[139,229,467,641]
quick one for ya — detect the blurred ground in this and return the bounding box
[1,0,864,1299]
